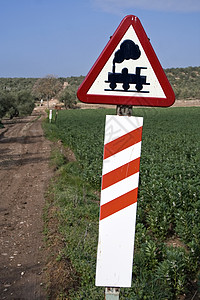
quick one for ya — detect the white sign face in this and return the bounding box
[96,115,143,287]
[88,26,165,99]
[77,15,175,107]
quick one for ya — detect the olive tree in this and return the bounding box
[0,90,35,122]
[32,75,62,108]
[0,91,17,120]
[59,85,77,109]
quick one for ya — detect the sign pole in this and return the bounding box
[116,105,132,116]
[105,287,120,300]
[104,104,132,300]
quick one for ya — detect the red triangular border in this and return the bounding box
[77,15,175,107]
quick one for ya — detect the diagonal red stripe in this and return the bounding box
[100,188,138,220]
[102,157,140,190]
[104,126,143,159]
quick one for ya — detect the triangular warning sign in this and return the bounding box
[77,15,175,107]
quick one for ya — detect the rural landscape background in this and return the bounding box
[0,66,200,122]
[0,65,199,299]
[0,1,200,299]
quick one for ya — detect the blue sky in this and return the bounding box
[0,0,199,78]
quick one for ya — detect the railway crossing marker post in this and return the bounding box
[96,107,143,300]
[49,109,52,123]
[103,104,136,300]
[77,15,175,299]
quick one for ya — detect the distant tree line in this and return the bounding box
[0,75,85,123]
[165,66,200,100]
[0,67,199,124]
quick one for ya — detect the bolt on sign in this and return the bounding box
[95,115,143,287]
[77,15,175,107]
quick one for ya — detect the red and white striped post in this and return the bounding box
[96,114,143,290]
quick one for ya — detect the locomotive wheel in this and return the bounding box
[123,82,130,91]
[136,83,143,91]
[110,82,117,90]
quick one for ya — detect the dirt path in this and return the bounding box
[0,110,53,299]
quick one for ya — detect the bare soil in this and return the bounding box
[77,99,200,109]
[0,109,53,299]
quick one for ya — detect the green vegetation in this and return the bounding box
[32,75,62,107]
[0,77,38,93]
[58,85,77,109]
[0,77,37,120]
[0,90,35,120]
[165,66,200,99]
[0,66,199,121]
[0,66,199,105]
[0,75,85,95]
[0,75,83,119]
[43,107,200,299]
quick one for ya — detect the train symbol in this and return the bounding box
[105,39,150,92]
[106,67,150,92]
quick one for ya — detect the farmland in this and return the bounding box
[43,107,200,299]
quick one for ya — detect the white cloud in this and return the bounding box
[94,0,200,13]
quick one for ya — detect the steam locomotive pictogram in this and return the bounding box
[105,39,150,92]
[106,67,150,92]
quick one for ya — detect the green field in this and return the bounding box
[43,107,200,299]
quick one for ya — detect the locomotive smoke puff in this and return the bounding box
[113,39,141,64]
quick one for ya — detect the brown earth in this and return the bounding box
[0,99,199,299]
[77,99,200,109]
[0,109,53,299]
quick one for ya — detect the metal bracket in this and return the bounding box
[105,287,120,300]
[116,105,132,116]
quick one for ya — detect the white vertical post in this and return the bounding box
[96,111,143,299]
[49,109,52,123]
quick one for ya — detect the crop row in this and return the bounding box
[44,107,200,299]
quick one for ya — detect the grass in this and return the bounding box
[43,107,200,299]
